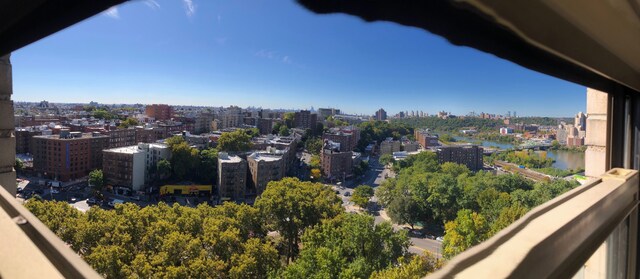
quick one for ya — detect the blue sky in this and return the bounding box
[12,0,585,117]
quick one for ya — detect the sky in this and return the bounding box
[11,0,586,117]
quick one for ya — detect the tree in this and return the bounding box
[218,130,252,152]
[255,178,343,262]
[282,214,410,278]
[442,209,489,259]
[195,148,217,184]
[118,117,139,129]
[304,137,323,155]
[278,125,290,136]
[156,159,171,182]
[283,112,295,128]
[379,154,395,166]
[88,169,104,190]
[169,141,199,181]
[24,199,281,278]
[370,251,443,279]
[351,185,374,209]
[387,195,422,229]
[245,128,260,138]
[92,109,114,120]
[310,168,322,181]
[14,158,24,172]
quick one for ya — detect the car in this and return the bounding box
[410,230,425,238]
[344,191,351,196]
[108,199,124,207]
[87,197,97,205]
[426,234,436,240]
[436,236,444,242]
[50,189,59,194]
[69,196,77,202]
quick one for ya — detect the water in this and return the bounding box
[546,150,585,170]
[452,136,584,170]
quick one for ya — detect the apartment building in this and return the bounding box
[247,152,284,196]
[380,138,401,155]
[217,152,247,202]
[145,104,173,120]
[102,143,170,191]
[257,118,274,135]
[402,141,420,152]
[107,128,136,148]
[375,108,387,121]
[414,129,439,148]
[318,108,340,119]
[15,127,44,154]
[321,141,353,180]
[294,110,317,129]
[435,145,484,171]
[322,127,359,152]
[194,112,213,134]
[32,131,109,181]
[215,106,243,130]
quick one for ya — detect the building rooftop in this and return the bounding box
[248,152,282,162]
[218,152,243,163]
[33,132,108,140]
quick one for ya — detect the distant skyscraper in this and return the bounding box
[575,112,586,131]
[375,108,387,121]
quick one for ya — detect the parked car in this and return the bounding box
[436,236,444,242]
[344,191,351,197]
[69,196,77,202]
[108,199,124,207]
[87,197,97,205]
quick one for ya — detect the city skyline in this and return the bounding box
[11,0,584,117]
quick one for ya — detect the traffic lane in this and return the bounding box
[410,237,443,257]
[371,212,443,257]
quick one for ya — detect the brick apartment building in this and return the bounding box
[32,131,109,181]
[415,129,439,148]
[247,152,284,196]
[15,128,43,154]
[145,104,173,120]
[321,141,353,180]
[436,146,484,171]
[294,110,317,129]
[217,152,247,202]
[102,143,170,191]
[107,128,137,148]
[258,118,274,135]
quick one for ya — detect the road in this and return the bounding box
[331,155,443,257]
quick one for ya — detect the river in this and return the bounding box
[453,136,585,170]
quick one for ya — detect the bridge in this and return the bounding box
[518,141,552,150]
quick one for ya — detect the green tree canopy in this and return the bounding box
[351,185,374,209]
[88,169,104,190]
[118,117,139,129]
[218,130,253,152]
[281,214,410,279]
[255,178,343,262]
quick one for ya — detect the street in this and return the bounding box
[332,155,443,257]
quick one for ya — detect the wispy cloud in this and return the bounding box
[255,50,302,68]
[255,49,277,59]
[183,0,196,17]
[144,0,160,10]
[103,7,120,19]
